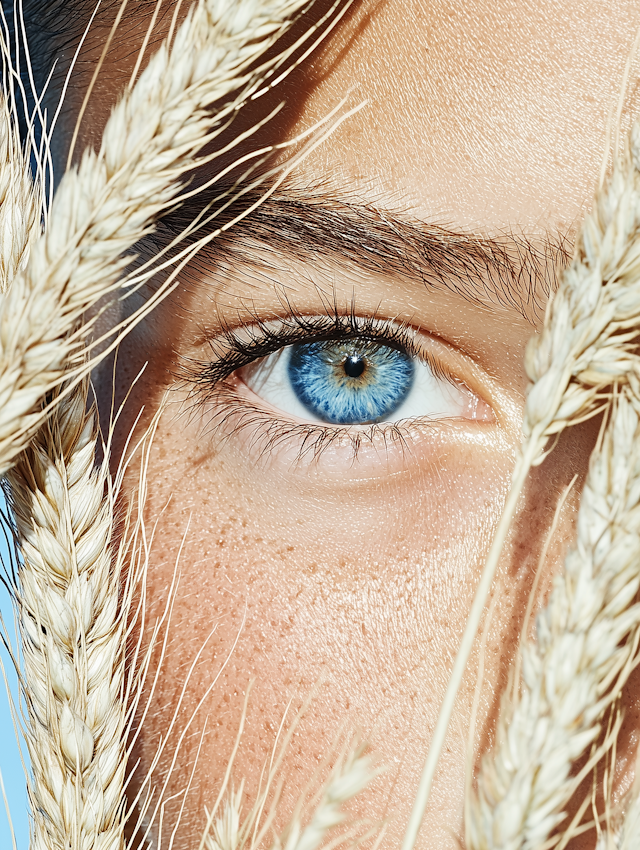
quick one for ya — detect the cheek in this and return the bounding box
[146,415,514,660]
[127,409,525,846]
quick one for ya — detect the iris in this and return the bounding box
[287,340,415,424]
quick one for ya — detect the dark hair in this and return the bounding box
[1,0,155,146]
[1,1,89,137]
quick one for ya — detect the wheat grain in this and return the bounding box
[0,91,40,293]
[7,385,130,850]
[204,786,245,850]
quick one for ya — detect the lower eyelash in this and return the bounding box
[184,379,421,465]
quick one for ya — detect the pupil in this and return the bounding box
[343,355,365,378]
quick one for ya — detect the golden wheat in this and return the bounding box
[3,3,369,849]
[0,94,40,293]
[8,387,129,850]
[202,740,375,850]
[404,116,640,850]
[462,121,640,850]
[4,3,640,850]
[468,388,640,850]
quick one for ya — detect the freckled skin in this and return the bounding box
[47,1,640,847]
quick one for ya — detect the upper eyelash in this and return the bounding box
[179,310,454,391]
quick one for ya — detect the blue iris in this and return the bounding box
[287,339,415,424]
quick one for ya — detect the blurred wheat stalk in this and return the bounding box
[401,43,640,850]
[406,111,640,850]
[2,1,640,850]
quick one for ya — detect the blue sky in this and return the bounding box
[0,492,28,850]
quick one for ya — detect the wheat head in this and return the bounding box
[7,386,130,850]
[464,115,640,850]
[1,1,331,848]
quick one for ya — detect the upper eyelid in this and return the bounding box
[193,311,418,349]
[189,314,421,374]
[180,312,471,395]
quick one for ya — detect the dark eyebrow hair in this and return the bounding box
[154,185,572,323]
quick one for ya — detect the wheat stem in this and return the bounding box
[401,446,538,850]
[202,738,374,850]
[405,114,640,850]
[463,119,640,850]
[469,389,640,850]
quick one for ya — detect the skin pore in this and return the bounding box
[33,0,640,847]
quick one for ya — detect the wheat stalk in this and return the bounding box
[468,387,640,850]
[202,738,375,850]
[0,0,312,478]
[7,385,130,850]
[0,2,324,847]
[0,90,40,294]
[457,117,640,850]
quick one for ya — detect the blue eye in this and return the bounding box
[239,333,487,426]
[287,340,414,424]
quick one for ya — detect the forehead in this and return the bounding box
[283,0,640,233]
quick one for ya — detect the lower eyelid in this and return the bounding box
[189,373,503,480]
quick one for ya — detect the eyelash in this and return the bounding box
[178,310,469,460]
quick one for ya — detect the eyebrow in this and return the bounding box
[156,186,571,323]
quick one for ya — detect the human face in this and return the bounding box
[52,1,640,847]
